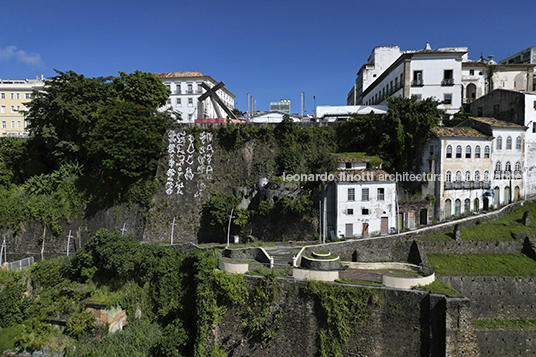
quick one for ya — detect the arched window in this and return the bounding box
[505,161,511,172]
[474,198,480,212]
[514,186,520,201]
[446,145,452,158]
[506,136,512,150]
[495,162,502,179]
[465,145,471,158]
[455,199,461,217]
[456,145,462,158]
[484,170,490,182]
[516,136,522,150]
[455,170,462,182]
[465,171,471,181]
[515,161,521,173]
[474,170,481,181]
[446,170,452,182]
[464,198,471,214]
[495,161,501,171]
[484,145,490,158]
[475,145,481,158]
[496,136,502,150]
[494,187,500,206]
[445,199,452,219]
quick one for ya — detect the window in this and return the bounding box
[16,121,20,128]
[0,93,4,99]
[455,145,462,158]
[484,170,490,182]
[16,93,19,100]
[455,171,462,182]
[475,145,481,158]
[470,69,475,76]
[362,188,369,201]
[464,199,471,214]
[515,161,521,172]
[0,106,5,114]
[506,136,512,150]
[505,161,511,172]
[412,71,423,86]
[442,70,454,85]
[446,171,452,182]
[188,98,193,106]
[429,145,434,156]
[443,93,452,105]
[10,93,14,99]
[10,106,15,113]
[516,136,522,150]
[345,162,352,169]
[465,171,471,181]
[533,123,536,133]
[25,93,31,99]
[465,145,471,158]
[347,209,354,215]
[1,121,5,129]
[176,98,181,106]
[175,84,181,94]
[362,208,369,215]
[415,94,422,102]
[197,83,203,94]
[377,188,385,201]
[496,136,502,150]
[475,170,481,181]
[348,188,355,201]
[10,121,14,128]
[187,83,193,94]
[484,145,490,158]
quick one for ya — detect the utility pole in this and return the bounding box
[170,217,176,245]
[66,230,72,256]
[121,223,127,236]
[226,209,235,247]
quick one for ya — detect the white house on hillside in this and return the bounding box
[324,153,397,238]
[153,72,235,123]
[315,105,388,121]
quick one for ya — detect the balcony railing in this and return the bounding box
[444,181,489,190]
[441,78,455,86]
[483,181,491,189]
[473,181,482,189]
[444,182,453,190]
[411,79,424,86]
[186,90,194,94]
[454,181,462,189]
[463,181,472,189]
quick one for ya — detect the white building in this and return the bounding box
[315,105,388,122]
[348,43,467,116]
[349,44,534,117]
[469,89,536,196]
[249,111,301,123]
[422,118,525,221]
[324,153,397,238]
[153,72,235,123]
[499,46,536,90]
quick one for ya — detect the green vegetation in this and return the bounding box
[422,200,536,241]
[336,278,383,286]
[414,280,463,297]
[428,253,536,276]
[474,318,536,330]
[303,280,382,357]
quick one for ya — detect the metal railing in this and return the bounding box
[8,256,34,271]
[441,78,455,86]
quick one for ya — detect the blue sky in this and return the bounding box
[1,0,535,114]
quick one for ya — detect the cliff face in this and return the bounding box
[4,124,320,261]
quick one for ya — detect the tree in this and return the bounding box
[25,70,113,170]
[112,70,170,108]
[87,98,172,182]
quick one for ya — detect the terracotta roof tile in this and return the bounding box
[469,117,526,129]
[432,127,492,139]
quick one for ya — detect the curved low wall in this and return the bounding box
[344,262,435,289]
[293,268,339,282]
[301,255,340,270]
[218,259,249,274]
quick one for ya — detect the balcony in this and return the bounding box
[444,182,453,190]
[483,181,491,189]
[441,78,455,86]
[186,90,194,94]
[473,181,482,189]
[454,181,462,189]
[463,181,472,189]
[411,79,424,86]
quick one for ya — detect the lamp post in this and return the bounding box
[226,209,235,247]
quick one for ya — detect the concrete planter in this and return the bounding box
[301,254,340,270]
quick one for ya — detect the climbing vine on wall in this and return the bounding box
[303,280,383,357]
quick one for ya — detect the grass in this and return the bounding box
[420,199,536,241]
[428,253,536,276]
[414,280,463,297]
[0,324,24,353]
[336,278,383,286]
[475,319,536,330]
[247,265,292,277]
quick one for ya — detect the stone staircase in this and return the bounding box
[263,246,300,269]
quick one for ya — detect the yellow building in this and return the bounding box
[0,77,44,137]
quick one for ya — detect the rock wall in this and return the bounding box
[207,277,478,357]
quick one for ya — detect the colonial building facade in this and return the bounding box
[0,78,44,137]
[153,72,235,123]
